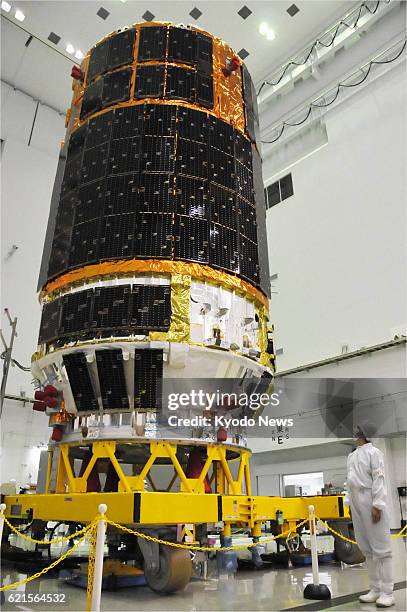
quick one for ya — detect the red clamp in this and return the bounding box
[217,427,228,442]
[51,426,63,442]
[33,400,46,412]
[223,55,241,76]
[33,385,60,412]
[71,65,83,81]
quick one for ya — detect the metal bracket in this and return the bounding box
[137,533,160,572]
[0,308,18,418]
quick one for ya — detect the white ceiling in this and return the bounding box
[1,0,357,113]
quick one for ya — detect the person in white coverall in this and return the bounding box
[344,421,394,608]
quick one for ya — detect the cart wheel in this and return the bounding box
[144,546,192,593]
[331,521,365,565]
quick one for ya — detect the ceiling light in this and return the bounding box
[259,22,276,41]
[1,1,12,13]
[75,49,84,60]
[259,22,268,36]
[14,8,25,21]
[66,43,75,54]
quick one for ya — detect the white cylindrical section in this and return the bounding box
[0,503,6,546]
[90,504,107,612]
[308,504,320,586]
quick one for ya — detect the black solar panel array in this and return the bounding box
[87,29,136,82]
[81,68,132,119]
[131,285,171,330]
[133,64,214,108]
[48,104,263,289]
[59,289,93,337]
[62,347,164,413]
[63,352,98,412]
[38,299,60,344]
[138,26,167,61]
[92,285,132,333]
[134,349,163,411]
[252,146,270,295]
[136,25,213,71]
[84,27,214,114]
[175,216,209,263]
[96,349,129,409]
[134,64,165,99]
[242,64,260,143]
[38,284,171,345]
[210,223,239,273]
[166,65,195,102]
[83,25,260,145]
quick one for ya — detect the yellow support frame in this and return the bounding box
[46,440,253,497]
[3,438,348,539]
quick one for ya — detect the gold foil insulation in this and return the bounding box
[42,259,268,309]
[70,21,247,138]
[149,274,191,344]
[213,39,245,133]
[256,305,272,368]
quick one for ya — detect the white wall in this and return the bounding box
[255,58,406,526]
[1,82,65,486]
[278,344,406,377]
[264,61,407,373]
[251,435,406,528]
[252,441,350,496]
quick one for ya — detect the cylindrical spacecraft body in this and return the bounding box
[33,22,273,447]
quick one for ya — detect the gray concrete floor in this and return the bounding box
[328,589,406,611]
[1,540,406,611]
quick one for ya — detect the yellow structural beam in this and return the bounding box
[4,439,347,536]
[3,492,348,527]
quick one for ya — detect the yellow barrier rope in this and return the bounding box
[0,521,96,592]
[315,516,407,544]
[1,511,405,595]
[392,523,407,538]
[104,517,310,551]
[2,514,91,545]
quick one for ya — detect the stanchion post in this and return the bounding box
[303,504,331,601]
[90,504,107,612]
[0,504,6,546]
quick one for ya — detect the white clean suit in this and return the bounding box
[344,442,393,596]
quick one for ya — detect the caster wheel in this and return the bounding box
[331,521,365,565]
[144,546,192,594]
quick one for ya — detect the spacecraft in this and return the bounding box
[34,20,273,441]
[2,23,361,595]
[29,20,273,591]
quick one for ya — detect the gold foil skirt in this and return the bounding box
[42,259,268,308]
